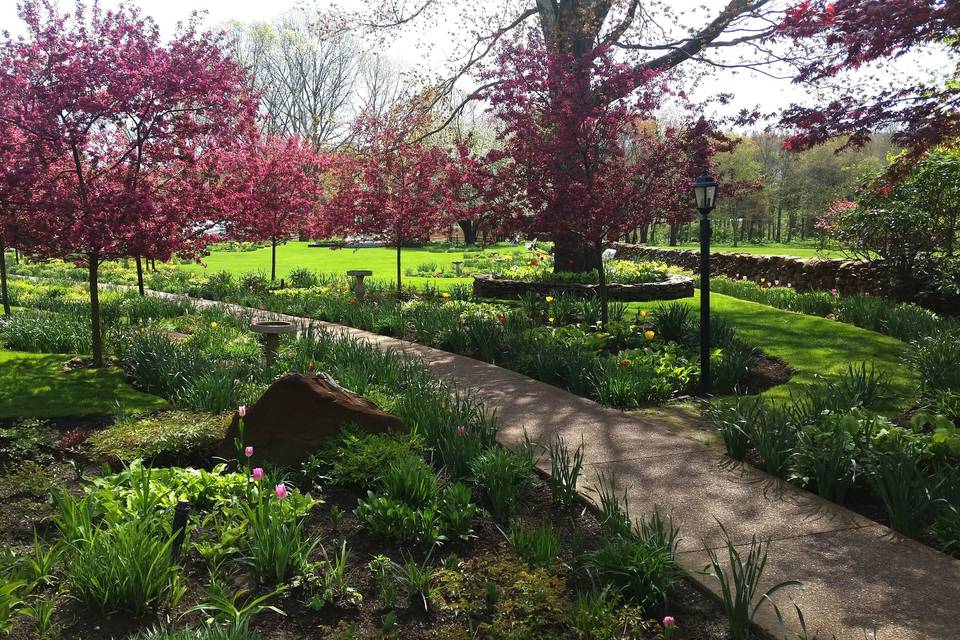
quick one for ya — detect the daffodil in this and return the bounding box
[548,316,555,323]
[440,292,450,299]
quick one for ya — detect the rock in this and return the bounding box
[219,372,405,466]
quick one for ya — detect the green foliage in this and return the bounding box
[0,308,92,353]
[470,447,532,518]
[355,494,443,545]
[439,482,480,540]
[299,539,363,609]
[243,485,320,584]
[0,579,27,635]
[908,330,960,394]
[702,523,801,640]
[931,507,960,557]
[581,524,680,611]
[547,434,584,507]
[567,589,646,640]
[589,471,633,539]
[651,302,695,344]
[508,520,561,568]
[381,455,439,508]
[867,439,937,537]
[792,412,871,503]
[367,555,439,612]
[306,430,424,488]
[87,410,226,462]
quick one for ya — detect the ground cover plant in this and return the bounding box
[0,286,756,639]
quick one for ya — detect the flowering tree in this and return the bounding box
[325,102,453,294]
[776,1,960,168]
[222,136,326,281]
[0,1,258,365]
[482,37,720,320]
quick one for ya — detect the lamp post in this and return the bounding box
[693,168,719,395]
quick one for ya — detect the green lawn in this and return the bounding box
[0,349,167,419]
[652,243,846,259]
[632,291,918,410]
[182,242,526,289]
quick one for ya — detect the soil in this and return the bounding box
[739,352,792,395]
[0,433,733,640]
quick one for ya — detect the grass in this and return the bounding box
[651,243,846,259]
[181,241,526,289]
[0,348,167,419]
[630,291,918,410]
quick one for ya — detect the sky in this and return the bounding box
[0,0,954,125]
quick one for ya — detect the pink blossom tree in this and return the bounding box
[325,102,454,294]
[221,136,326,281]
[482,37,722,320]
[0,1,258,365]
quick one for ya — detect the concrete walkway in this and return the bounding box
[134,291,960,639]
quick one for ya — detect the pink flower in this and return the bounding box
[831,288,839,296]
[663,616,675,627]
[251,467,264,481]
[457,425,466,436]
[238,405,247,417]
[244,446,254,458]
[274,483,288,500]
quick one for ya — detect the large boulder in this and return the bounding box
[219,372,405,466]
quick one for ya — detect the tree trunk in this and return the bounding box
[135,256,145,296]
[776,205,782,242]
[668,222,680,247]
[88,255,104,368]
[271,238,277,281]
[639,223,649,244]
[0,240,10,316]
[14,247,19,265]
[396,240,403,296]
[596,245,609,324]
[458,220,477,245]
[553,232,595,272]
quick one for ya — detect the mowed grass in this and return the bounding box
[181,241,526,289]
[651,243,846,259]
[631,291,919,411]
[0,349,167,419]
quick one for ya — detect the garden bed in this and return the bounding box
[472,273,694,301]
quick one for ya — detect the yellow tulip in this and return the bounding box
[210,321,218,329]
[640,310,649,318]
[644,330,655,341]
[545,296,554,303]
[440,292,450,299]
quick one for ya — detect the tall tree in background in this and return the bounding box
[0,1,258,366]
[325,100,454,294]
[484,37,717,320]
[222,136,326,281]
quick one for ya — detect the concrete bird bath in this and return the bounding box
[251,320,297,366]
[346,269,373,301]
[452,260,464,277]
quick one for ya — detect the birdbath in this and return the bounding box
[250,320,297,366]
[346,269,373,301]
[452,260,464,277]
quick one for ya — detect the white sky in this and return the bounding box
[1,0,954,124]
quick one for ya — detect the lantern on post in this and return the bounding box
[692,168,719,394]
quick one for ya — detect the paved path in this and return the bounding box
[122,289,960,639]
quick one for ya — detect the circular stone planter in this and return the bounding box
[472,273,694,301]
[251,320,298,366]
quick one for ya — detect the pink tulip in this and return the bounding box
[251,467,264,481]
[663,616,675,627]
[238,405,247,417]
[457,425,466,436]
[244,446,254,458]
[274,483,288,500]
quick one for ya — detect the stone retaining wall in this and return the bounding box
[473,273,694,301]
[611,243,889,295]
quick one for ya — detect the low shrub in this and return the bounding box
[438,482,480,540]
[508,519,561,568]
[305,430,424,488]
[87,411,226,462]
[470,447,532,518]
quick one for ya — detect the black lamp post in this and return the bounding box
[693,168,719,395]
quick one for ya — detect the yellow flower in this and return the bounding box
[342,286,350,293]
[545,295,554,303]
[640,309,649,318]
[440,292,450,299]
[210,321,218,329]
[548,317,555,324]
[644,330,656,341]
[320,287,329,294]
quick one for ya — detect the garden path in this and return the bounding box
[122,288,960,639]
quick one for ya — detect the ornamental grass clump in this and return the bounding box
[243,480,320,584]
[470,446,533,518]
[702,523,800,640]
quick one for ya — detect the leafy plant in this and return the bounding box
[582,530,679,611]
[381,455,439,509]
[243,486,319,583]
[589,471,633,539]
[508,519,561,567]
[354,494,443,545]
[470,447,532,518]
[867,441,936,537]
[438,482,479,540]
[701,523,801,640]
[187,577,285,637]
[547,434,585,507]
